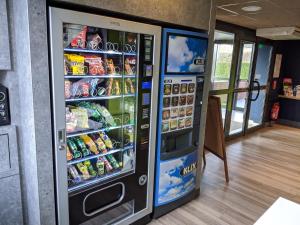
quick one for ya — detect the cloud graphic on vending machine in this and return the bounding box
[159,173,182,193]
[159,185,184,203]
[167,36,194,72]
[159,158,185,193]
[166,185,184,196]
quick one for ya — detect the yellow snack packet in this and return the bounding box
[80,135,99,155]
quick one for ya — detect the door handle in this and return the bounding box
[57,129,66,151]
[250,80,260,101]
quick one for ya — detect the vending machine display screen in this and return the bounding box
[166,34,208,74]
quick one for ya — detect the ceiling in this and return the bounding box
[216,0,300,29]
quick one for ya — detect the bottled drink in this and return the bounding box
[96,158,105,176]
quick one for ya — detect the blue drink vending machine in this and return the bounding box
[153,28,208,218]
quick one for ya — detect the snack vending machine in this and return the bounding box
[49,8,161,225]
[153,28,208,218]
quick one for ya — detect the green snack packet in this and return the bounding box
[84,160,97,177]
[78,102,103,122]
[74,137,91,157]
[94,104,116,127]
[67,139,82,159]
[106,154,120,169]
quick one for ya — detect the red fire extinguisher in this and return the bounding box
[271,102,280,121]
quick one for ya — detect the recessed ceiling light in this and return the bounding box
[241,5,262,12]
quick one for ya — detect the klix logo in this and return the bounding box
[180,162,197,176]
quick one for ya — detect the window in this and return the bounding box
[236,43,255,89]
[211,31,235,91]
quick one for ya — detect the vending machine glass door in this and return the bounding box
[50,8,160,225]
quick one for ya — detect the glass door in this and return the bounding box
[210,30,235,129]
[210,27,273,139]
[246,44,273,130]
[63,23,138,192]
[50,8,161,225]
[229,42,255,135]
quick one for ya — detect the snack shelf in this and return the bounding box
[124,53,137,56]
[66,124,135,138]
[64,48,136,56]
[124,75,136,78]
[67,145,134,165]
[68,168,135,193]
[64,75,136,79]
[65,93,136,102]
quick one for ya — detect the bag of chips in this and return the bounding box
[94,104,116,127]
[124,58,133,75]
[65,54,85,75]
[66,107,77,132]
[84,55,105,75]
[70,25,87,49]
[70,107,89,129]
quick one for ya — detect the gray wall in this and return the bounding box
[0,0,216,224]
[0,0,55,224]
[55,0,213,30]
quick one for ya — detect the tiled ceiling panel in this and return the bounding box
[216,0,300,29]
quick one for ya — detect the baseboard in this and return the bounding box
[277,119,300,128]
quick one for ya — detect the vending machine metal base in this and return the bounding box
[153,188,198,218]
[49,8,161,225]
[153,28,208,218]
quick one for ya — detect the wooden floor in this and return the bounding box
[150,124,300,225]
